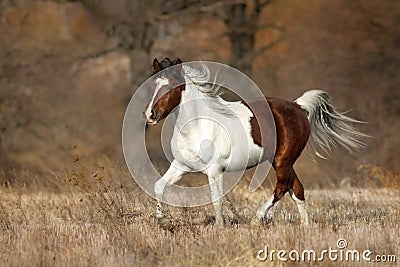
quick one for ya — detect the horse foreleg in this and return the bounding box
[207,171,225,226]
[154,160,186,230]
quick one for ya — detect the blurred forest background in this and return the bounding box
[0,0,399,188]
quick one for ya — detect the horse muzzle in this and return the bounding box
[144,110,160,125]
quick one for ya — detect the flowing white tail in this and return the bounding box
[295,89,368,157]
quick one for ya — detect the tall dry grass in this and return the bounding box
[0,158,398,266]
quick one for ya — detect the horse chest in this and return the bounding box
[170,125,232,171]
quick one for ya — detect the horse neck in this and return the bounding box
[173,79,208,130]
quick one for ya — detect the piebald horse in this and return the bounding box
[144,58,366,229]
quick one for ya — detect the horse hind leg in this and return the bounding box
[289,174,309,225]
[255,165,292,223]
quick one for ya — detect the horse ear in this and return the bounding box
[174,58,182,65]
[174,58,182,71]
[153,58,162,71]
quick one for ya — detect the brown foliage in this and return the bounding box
[0,0,398,185]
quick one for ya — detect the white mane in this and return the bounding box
[182,64,237,117]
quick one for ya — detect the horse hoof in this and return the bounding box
[158,217,175,232]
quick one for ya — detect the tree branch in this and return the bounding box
[248,34,286,61]
[226,23,284,35]
[158,0,248,21]
[258,0,274,9]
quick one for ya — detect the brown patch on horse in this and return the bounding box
[292,175,305,200]
[152,83,185,122]
[267,97,310,203]
[241,98,275,150]
[147,58,185,123]
[243,96,310,202]
[267,97,310,167]
[242,97,309,159]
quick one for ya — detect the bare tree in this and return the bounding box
[159,0,284,75]
[77,0,162,54]
[70,0,283,76]
[223,1,284,74]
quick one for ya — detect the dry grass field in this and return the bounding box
[0,159,398,266]
[1,1,399,266]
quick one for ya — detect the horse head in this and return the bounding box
[144,58,185,125]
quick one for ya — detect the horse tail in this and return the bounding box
[294,89,368,158]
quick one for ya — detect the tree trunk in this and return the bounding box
[225,3,262,76]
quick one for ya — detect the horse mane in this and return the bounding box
[182,64,237,117]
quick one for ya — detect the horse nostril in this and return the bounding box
[150,110,157,120]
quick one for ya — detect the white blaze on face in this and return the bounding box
[145,77,169,122]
